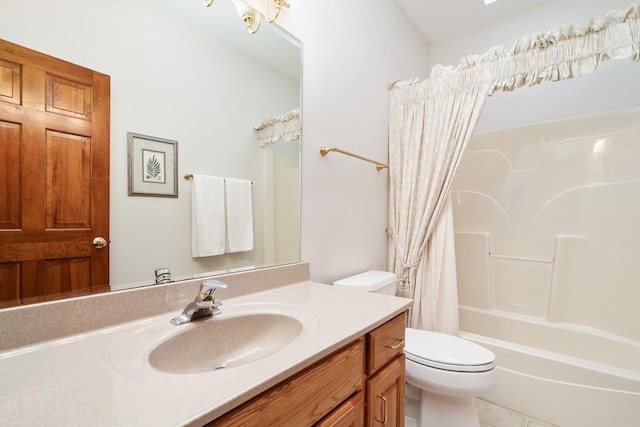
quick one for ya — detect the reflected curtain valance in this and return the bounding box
[255,108,301,147]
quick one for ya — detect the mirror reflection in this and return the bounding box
[0,0,302,303]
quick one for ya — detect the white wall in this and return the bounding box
[256,0,431,284]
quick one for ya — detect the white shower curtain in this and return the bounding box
[388,77,489,334]
[388,2,640,332]
[389,73,489,333]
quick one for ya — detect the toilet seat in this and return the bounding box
[404,328,495,373]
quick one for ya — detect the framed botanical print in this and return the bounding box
[127,132,178,197]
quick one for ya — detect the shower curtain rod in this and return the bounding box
[319,146,389,171]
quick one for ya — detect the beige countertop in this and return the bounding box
[0,279,411,426]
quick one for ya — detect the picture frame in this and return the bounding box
[127,132,178,197]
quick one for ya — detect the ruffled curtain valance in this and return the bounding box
[390,2,640,101]
[387,2,640,333]
[431,2,640,94]
[255,108,301,147]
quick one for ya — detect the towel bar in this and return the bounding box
[319,146,389,171]
[184,174,252,184]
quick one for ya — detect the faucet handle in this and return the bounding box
[198,280,228,301]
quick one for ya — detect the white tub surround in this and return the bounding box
[453,110,640,426]
[0,263,412,426]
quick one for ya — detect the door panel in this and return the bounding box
[0,120,21,229]
[0,58,21,104]
[46,74,93,120]
[0,263,19,306]
[47,131,92,229]
[0,39,110,307]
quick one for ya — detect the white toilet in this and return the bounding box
[333,270,496,427]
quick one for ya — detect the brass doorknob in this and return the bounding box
[92,237,108,249]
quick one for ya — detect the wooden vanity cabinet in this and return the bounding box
[207,312,406,427]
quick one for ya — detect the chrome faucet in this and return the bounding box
[170,280,228,325]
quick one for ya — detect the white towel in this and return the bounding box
[225,178,253,253]
[191,174,226,258]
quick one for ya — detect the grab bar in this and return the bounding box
[489,253,554,263]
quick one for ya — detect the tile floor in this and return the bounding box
[476,399,558,427]
[404,398,559,427]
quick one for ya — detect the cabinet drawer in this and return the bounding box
[366,312,405,375]
[208,338,365,426]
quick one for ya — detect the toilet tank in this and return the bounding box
[333,270,397,296]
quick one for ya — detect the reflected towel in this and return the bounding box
[225,178,253,253]
[191,174,226,257]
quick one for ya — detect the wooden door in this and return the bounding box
[366,356,405,427]
[0,39,110,307]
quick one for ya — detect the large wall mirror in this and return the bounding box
[1,0,302,299]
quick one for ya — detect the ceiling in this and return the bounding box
[395,0,556,42]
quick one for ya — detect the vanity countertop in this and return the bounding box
[0,281,411,426]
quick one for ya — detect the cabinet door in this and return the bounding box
[316,392,364,427]
[366,356,405,427]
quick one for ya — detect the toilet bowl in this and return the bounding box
[333,270,496,427]
[405,327,495,427]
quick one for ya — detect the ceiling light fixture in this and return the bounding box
[202,0,290,34]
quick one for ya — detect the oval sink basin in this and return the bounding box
[148,312,303,374]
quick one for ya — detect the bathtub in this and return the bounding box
[459,306,640,427]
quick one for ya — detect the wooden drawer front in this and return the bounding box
[209,338,365,427]
[315,391,364,427]
[366,312,405,375]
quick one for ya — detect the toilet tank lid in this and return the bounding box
[333,270,397,292]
